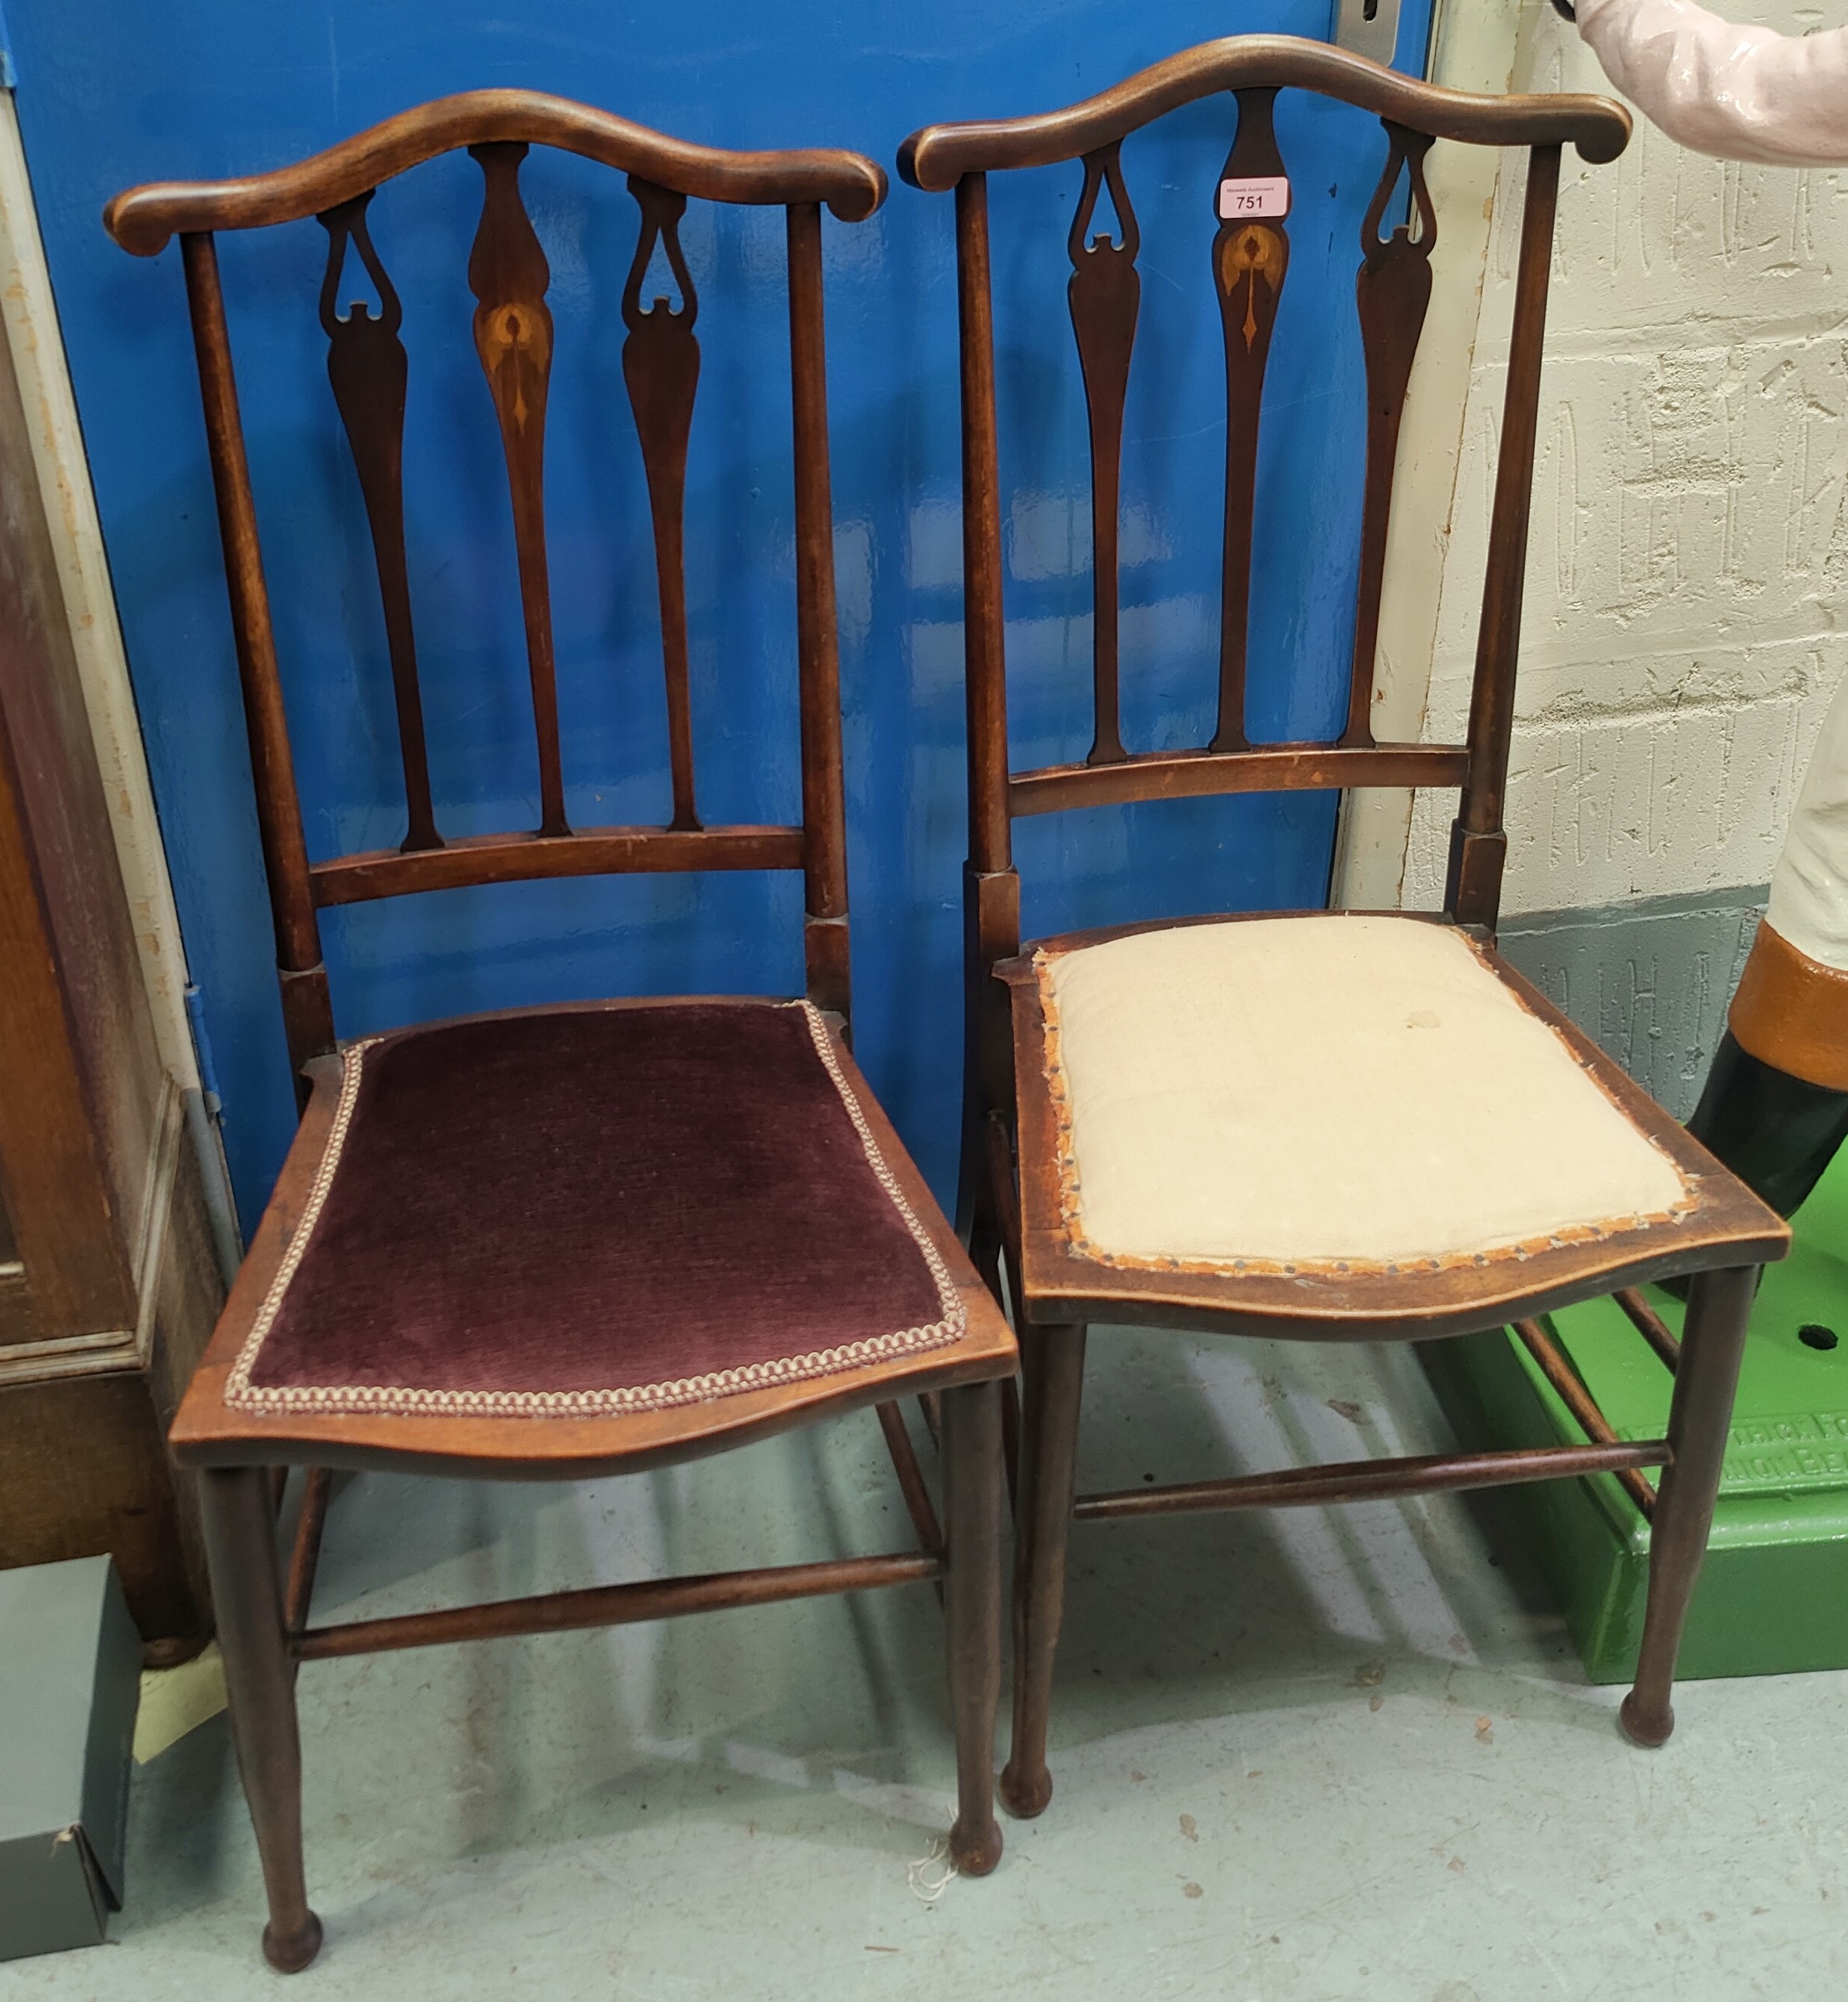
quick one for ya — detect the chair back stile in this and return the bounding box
[107,93,885,1091]
[178,229,336,1081]
[1449,141,1562,930]
[900,39,1628,1159]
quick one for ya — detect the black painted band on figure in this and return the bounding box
[1688,1029,1848,1219]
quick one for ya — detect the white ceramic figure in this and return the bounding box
[1573,0,1848,164]
[1563,0,1848,1210]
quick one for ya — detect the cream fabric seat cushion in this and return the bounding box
[1038,916,1689,1268]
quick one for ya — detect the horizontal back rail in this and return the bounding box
[1008,743,1468,819]
[106,89,887,253]
[309,824,807,908]
[898,35,1628,187]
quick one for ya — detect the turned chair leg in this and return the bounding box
[202,1466,323,1973]
[1000,1322,1087,1820]
[1620,1265,1756,1749]
[941,1379,1004,1875]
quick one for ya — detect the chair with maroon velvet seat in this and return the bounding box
[105,92,1012,1971]
[898,38,1788,1825]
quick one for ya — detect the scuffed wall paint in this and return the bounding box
[1346,0,1848,917]
[1499,887,1761,1115]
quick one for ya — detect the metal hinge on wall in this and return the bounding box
[183,984,225,1119]
[1333,0,1402,66]
[181,982,244,1285]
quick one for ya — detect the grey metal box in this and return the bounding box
[0,1556,141,1960]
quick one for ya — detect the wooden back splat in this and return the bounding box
[622,178,702,833]
[1211,88,1288,754]
[318,196,440,855]
[468,141,567,840]
[107,95,890,1079]
[1066,146,1138,768]
[1342,126,1437,750]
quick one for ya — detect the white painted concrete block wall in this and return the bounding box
[1345,0,1848,918]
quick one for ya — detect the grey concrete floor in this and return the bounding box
[6,1327,1846,2000]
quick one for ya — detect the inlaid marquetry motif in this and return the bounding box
[1211,88,1291,753]
[1218,223,1285,352]
[1341,123,1438,749]
[318,193,441,852]
[470,157,553,429]
[622,176,703,830]
[1067,144,1140,767]
[467,141,568,837]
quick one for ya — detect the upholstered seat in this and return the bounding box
[1030,914,1691,1274]
[225,999,965,1422]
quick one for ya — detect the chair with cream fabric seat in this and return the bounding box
[898,36,1789,1822]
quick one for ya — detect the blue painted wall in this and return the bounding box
[8,0,1431,1221]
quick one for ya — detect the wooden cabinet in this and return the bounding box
[0,256,222,1662]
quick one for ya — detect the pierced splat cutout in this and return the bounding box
[622,177,702,831]
[318,194,440,852]
[1068,144,1140,768]
[1211,89,1291,754]
[1341,123,1438,750]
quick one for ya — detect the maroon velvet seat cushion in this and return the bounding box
[225,1001,965,1419]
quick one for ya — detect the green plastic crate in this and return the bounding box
[1423,1145,1848,1683]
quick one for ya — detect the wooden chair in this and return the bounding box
[898,38,1790,1822]
[105,92,1014,1971]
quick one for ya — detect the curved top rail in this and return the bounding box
[105,88,889,255]
[898,35,1630,189]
